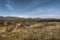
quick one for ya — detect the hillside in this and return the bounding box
[0,17,60,40]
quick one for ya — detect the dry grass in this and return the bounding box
[0,26,6,33]
[0,22,60,40]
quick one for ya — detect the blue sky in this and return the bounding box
[0,0,60,18]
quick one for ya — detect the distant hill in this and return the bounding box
[0,16,60,22]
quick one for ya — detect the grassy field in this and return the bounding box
[0,22,60,40]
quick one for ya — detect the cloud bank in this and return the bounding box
[0,0,60,18]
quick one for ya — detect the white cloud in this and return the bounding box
[22,7,60,18]
[5,0,14,10]
[5,4,13,10]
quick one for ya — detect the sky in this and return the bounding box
[0,0,60,18]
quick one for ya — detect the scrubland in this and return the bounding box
[0,18,60,40]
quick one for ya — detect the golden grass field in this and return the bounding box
[0,22,60,40]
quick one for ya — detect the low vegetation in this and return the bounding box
[0,17,60,40]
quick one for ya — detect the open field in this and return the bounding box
[0,22,60,40]
[0,17,60,40]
